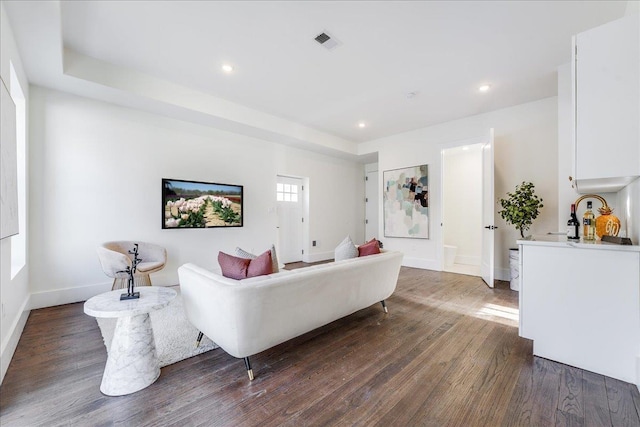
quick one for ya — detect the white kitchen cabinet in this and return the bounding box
[519,236,640,387]
[572,14,640,193]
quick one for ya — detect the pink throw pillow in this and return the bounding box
[218,252,251,279]
[358,239,381,257]
[247,250,273,278]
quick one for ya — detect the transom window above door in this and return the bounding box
[277,183,298,202]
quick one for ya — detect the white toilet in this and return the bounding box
[444,245,457,267]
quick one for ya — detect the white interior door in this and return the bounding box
[480,129,495,288]
[277,176,303,264]
[365,171,379,240]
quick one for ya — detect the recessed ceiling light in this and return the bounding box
[358,122,366,128]
[478,84,491,92]
[222,64,234,74]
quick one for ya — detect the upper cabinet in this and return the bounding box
[572,14,640,193]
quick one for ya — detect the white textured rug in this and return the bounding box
[96,287,218,367]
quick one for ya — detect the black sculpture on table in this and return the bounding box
[119,243,142,300]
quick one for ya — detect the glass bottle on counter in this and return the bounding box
[567,203,580,240]
[583,201,596,241]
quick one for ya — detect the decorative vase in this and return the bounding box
[595,206,621,238]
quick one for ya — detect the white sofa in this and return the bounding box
[177,250,403,380]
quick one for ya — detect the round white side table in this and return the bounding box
[84,286,177,396]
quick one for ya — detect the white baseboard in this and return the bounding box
[303,251,334,263]
[495,267,510,281]
[29,281,112,310]
[146,272,179,287]
[0,295,30,385]
[29,278,182,311]
[455,255,481,266]
[401,256,440,271]
[29,279,184,311]
[636,355,640,392]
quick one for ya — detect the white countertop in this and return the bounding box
[517,234,640,252]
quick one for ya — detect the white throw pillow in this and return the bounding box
[334,236,358,261]
[234,247,256,260]
[235,244,280,273]
[268,244,280,273]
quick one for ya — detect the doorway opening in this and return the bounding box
[442,143,484,277]
[364,168,379,241]
[276,175,305,264]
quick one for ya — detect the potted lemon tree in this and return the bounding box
[498,181,544,291]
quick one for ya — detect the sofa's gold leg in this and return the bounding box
[195,331,204,348]
[244,357,254,381]
[381,300,388,313]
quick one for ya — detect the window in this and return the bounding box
[276,183,298,202]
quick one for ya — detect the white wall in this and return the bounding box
[364,162,379,242]
[28,86,364,308]
[617,178,640,244]
[0,2,30,385]
[274,145,365,261]
[443,144,482,265]
[360,97,558,279]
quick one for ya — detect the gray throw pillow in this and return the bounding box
[235,245,279,273]
[234,247,256,260]
[334,236,358,261]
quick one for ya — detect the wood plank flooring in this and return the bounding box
[1,266,639,426]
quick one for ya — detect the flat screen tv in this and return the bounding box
[162,178,243,229]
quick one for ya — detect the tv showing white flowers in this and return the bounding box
[162,178,243,229]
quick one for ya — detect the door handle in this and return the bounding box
[484,225,498,230]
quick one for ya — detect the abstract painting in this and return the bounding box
[383,165,429,239]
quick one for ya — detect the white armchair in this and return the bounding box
[97,241,167,290]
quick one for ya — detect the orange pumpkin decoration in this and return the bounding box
[595,206,621,238]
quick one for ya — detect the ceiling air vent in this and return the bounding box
[315,33,331,44]
[314,31,341,51]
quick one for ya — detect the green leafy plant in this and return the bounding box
[498,181,544,239]
[220,207,240,224]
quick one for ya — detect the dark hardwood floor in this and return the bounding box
[1,266,639,426]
